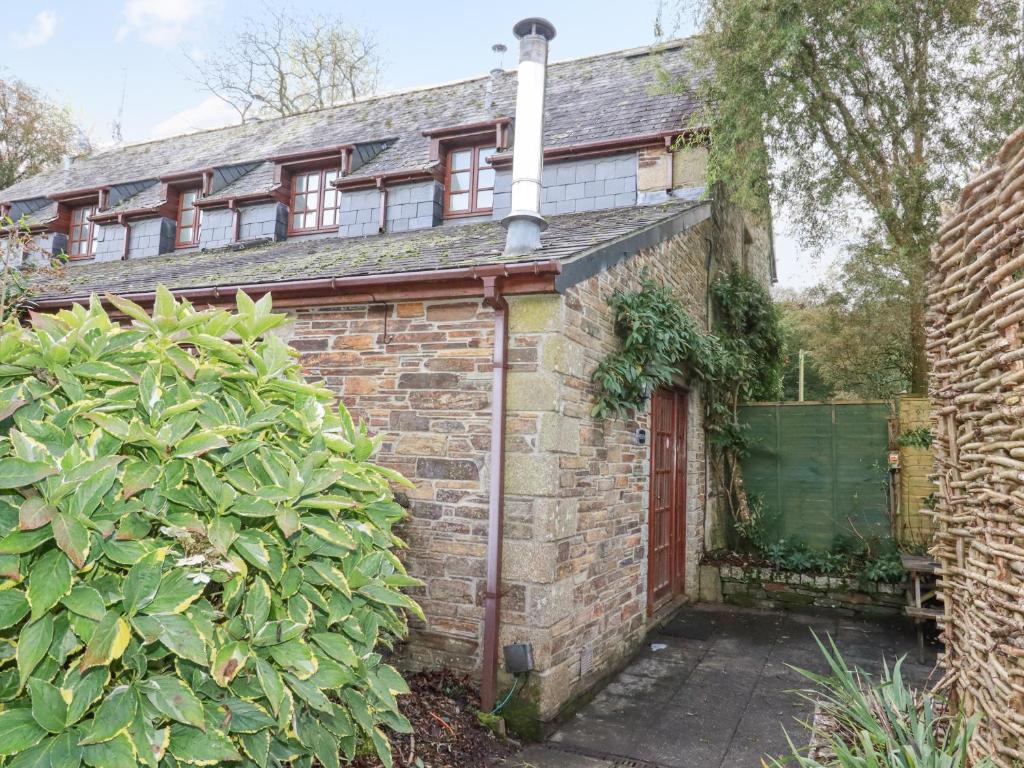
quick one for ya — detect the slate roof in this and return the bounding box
[0,41,700,205]
[28,200,705,302]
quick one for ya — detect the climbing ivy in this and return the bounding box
[592,270,783,521]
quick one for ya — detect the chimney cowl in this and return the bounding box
[501,17,557,257]
[512,17,556,41]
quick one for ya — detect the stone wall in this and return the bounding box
[699,563,904,618]
[284,299,500,672]
[279,194,772,726]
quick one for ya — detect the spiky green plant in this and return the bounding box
[769,635,990,768]
[0,288,421,768]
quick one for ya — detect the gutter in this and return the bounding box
[488,130,706,167]
[29,259,563,311]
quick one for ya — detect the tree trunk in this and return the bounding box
[910,296,928,394]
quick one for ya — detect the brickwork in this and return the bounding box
[276,195,773,723]
[282,300,500,672]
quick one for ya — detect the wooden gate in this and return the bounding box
[648,388,688,613]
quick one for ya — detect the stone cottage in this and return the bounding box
[4,18,775,729]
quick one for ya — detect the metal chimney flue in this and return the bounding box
[502,17,556,256]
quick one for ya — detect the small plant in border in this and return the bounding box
[769,635,990,768]
[0,288,421,768]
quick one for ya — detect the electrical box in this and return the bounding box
[636,428,648,446]
[503,643,535,675]
[888,451,900,470]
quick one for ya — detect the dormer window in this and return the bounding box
[290,168,340,233]
[176,188,202,247]
[446,145,497,217]
[68,205,97,259]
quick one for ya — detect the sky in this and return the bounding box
[1,0,835,288]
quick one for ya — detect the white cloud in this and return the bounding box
[150,96,238,140]
[116,0,204,46]
[11,10,57,48]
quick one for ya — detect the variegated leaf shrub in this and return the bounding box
[0,288,422,768]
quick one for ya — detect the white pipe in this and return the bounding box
[502,18,556,256]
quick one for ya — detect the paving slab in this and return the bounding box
[510,603,940,768]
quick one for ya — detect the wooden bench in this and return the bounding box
[902,554,941,662]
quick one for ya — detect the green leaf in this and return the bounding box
[127,715,168,768]
[370,727,393,768]
[27,548,73,620]
[167,724,241,764]
[359,583,424,620]
[131,614,208,665]
[0,588,30,629]
[62,585,106,622]
[268,639,318,680]
[301,517,356,550]
[79,611,131,672]
[0,458,57,489]
[6,736,55,768]
[19,498,55,531]
[311,633,359,666]
[52,513,90,569]
[0,708,48,754]
[141,675,205,730]
[238,729,270,768]
[65,668,107,725]
[255,658,285,716]
[83,413,131,441]
[141,570,205,615]
[120,461,160,500]
[211,641,249,687]
[173,431,228,459]
[252,619,305,647]
[242,577,270,630]
[48,730,83,768]
[28,677,68,733]
[79,685,137,745]
[121,549,165,616]
[81,732,135,768]
[0,528,52,555]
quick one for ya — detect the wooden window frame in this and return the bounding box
[67,204,97,260]
[175,187,203,248]
[287,165,342,235]
[443,143,497,219]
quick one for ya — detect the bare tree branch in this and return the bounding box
[185,3,381,122]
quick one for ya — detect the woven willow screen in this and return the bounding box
[930,125,1024,767]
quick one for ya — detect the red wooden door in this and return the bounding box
[648,388,688,612]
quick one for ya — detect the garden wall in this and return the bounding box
[928,125,1024,767]
[699,563,904,617]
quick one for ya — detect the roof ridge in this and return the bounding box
[90,37,695,156]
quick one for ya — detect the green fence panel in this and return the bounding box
[738,402,891,550]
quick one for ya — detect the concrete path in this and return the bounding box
[510,604,939,768]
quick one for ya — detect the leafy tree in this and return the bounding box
[186,4,381,122]
[776,279,911,399]
[666,0,1024,392]
[0,77,78,190]
[0,289,419,768]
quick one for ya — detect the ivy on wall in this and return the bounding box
[592,270,784,521]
